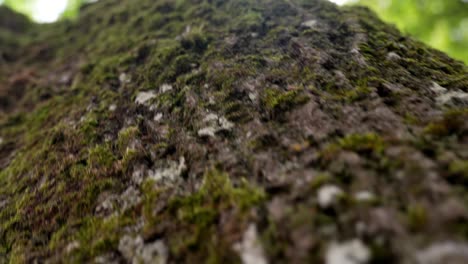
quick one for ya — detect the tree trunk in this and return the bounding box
[0,0,467,263]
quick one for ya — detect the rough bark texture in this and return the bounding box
[1,0,468,263]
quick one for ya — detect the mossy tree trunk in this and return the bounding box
[0,0,467,263]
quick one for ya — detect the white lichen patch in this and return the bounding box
[436,91,468,107]
[430,82,447,94]
[119,73,131,84]
[197,113,234,138]
[430,82,468,107]
[120,186,142,212]
[318,185,344,208]
[108,104,117,112]
[415,241,468,264]
[94,253,119,264]
[0,198,9,210]
[233,224,268,264]
[95,187,141,217]
[248,92,257,101]
[153,113,163,122]
[119,235,168,264]
[148,157,186,184]
[326,239,371,264]
[160,83,173,93]
[132,166,146,185]
[197,127,217,137]
[354,191,375,203]
[386,52,401,61]
[135,91,157,105]
[65,241,80,254]
[95,194,119,217]
[301,19,318,29]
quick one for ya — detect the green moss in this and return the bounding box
[448,160,468,183]
[310,173,333,189]
[424,109,468,138]
[171,169,265,219]
[338,133,385,155]
[148,169,265,261]
[223,101,252,123]
[180,26,211,54]
[342,85,372,103]
[404,113,419,125]
[407,204,427,232]
[80,114,99,143]
[117,126,139,152]
[328,79,373,102]
[88,144,116,168]
[231,11,264,32]
[261,88,310,116]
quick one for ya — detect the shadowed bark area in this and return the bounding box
[0,0,467,263]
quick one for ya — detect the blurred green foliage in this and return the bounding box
[1,0,83,21]
[356,0,468,63]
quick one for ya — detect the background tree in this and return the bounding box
[0,0,467,262]
[356,0,468,63]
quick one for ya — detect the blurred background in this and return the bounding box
[0,0,467,63]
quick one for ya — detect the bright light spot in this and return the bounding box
[328,0,350,5]
[32,0,68,23]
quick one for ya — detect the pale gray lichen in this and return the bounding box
[415,241,468,264]
[233,224,268,264]
[301,19,318,29]
[318,185,344,208]
[148,157,186,185]
[120,186,142,212]
[160,84,173,93]
[65,241,80,254]
[119,73,131,84]
[94,253,120,264]
[118,235,168,264]
[135,91,157,105]
[326,239,371,264]
[153,113,163,122]
[95,187,141,217]
[132,165,146,185]
[430,82,447,94]
[95,194,119,217]
[430,82,468,107]
[197,113,234,138]
[436,90,468,107]
[354,191,375,203]
[386,52,401,61]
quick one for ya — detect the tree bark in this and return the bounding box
[0,0,467,263]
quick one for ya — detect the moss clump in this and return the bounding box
[342,85,372,102]
[145,169,265,261]
[407,204,427,232]
[231,11,264,33]
[168,169,265,225]
[117,126,139,152]
[424,109,468,138]
[338,133,385,155]
[88,144,116,168]
[328,79,373,103]
[448,160,468,184]
[261,88,310,116]
[180,26,211,54]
